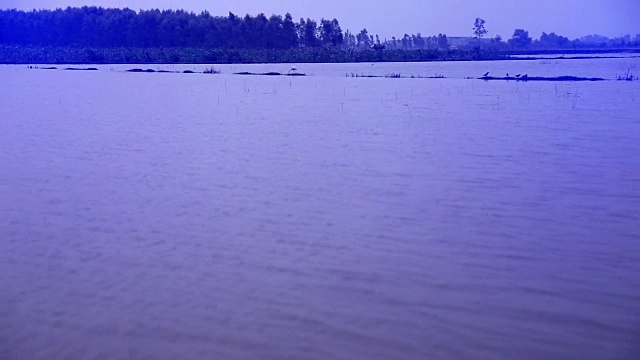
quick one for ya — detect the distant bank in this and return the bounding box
[508,48,640,56]
[0,46,507,64]
[1,46,637,65]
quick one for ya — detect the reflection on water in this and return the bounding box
[1,59,640,360]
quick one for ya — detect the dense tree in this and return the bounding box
[401,34,411,49]
[382,32,448,50]
[413,33,425,48]
[356,28,371,49]
[537,32,570,48]
[3,6,635,55]
[282,14,298,48]
[437,34,448,49]
[302,18,319,47]
[343,29,357,48]
[319,18,343,47]
[508,29,532,48]
[0,7,330,49]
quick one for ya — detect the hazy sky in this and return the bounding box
[4,0,640,39]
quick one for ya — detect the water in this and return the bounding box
[14,54,640,79]
[1,58,640,360]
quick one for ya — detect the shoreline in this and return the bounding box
[2,45,637,65]
[2,55,636,66]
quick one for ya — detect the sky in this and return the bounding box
[4,0,640,40]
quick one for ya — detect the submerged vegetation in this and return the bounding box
[234,71,305,76]
[124,67,217,74]
[28,65,634,82]
[64,67,98,71]
[479,75,606,82]
[126,68,159,73]
[203,67,221,74]
[617,68,638,81]
[346,72,447,79]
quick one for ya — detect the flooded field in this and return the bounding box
[1,58,640,360]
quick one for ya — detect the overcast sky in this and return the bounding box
[4,0,640,40]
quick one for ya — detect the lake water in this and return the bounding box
[1,58,640,360]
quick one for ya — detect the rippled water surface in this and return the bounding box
[1,59,640,360]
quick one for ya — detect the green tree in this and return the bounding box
[437,33,448,49]
[538,32,570,48]
[401,34,411,49]
[473,18,487,38]
[282,13,298,48]
[319,18,343,47]
[356,28,370,49]
[303,18,319,47]
[508,29,532,48]
[0,7,322,49]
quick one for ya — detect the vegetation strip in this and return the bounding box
[0,46,507,64]
[479,75,606,81]
[233,71,306,76]
[64,67,98,71]
[28,65,635,81]
[346,73,445,78]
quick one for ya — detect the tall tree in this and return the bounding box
[303,18,319,47]
[319,18,343,47]
[437,33,448,49]
[473,18,487,38]
[330,19,344,46]
[282,13,298,48]
[356,28,370,49]
[401,34,411,49]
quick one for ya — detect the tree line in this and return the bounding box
[342,29,449,50]
[0,7,453,51]
[470,18,640,50]
[1,7,637,56]
[0,7,344,49]
[501,29,640,49]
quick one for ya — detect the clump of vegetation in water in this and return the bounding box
[28,65,58,70]
[480,75,606,81]
[346,73,379,78]
[203,67,220,74]
[410,74,446,78]
[346,72,447,79]
[64,67,98,71]
[126,68,156,73]
[617,68,637,81]
[233,71,306,76]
